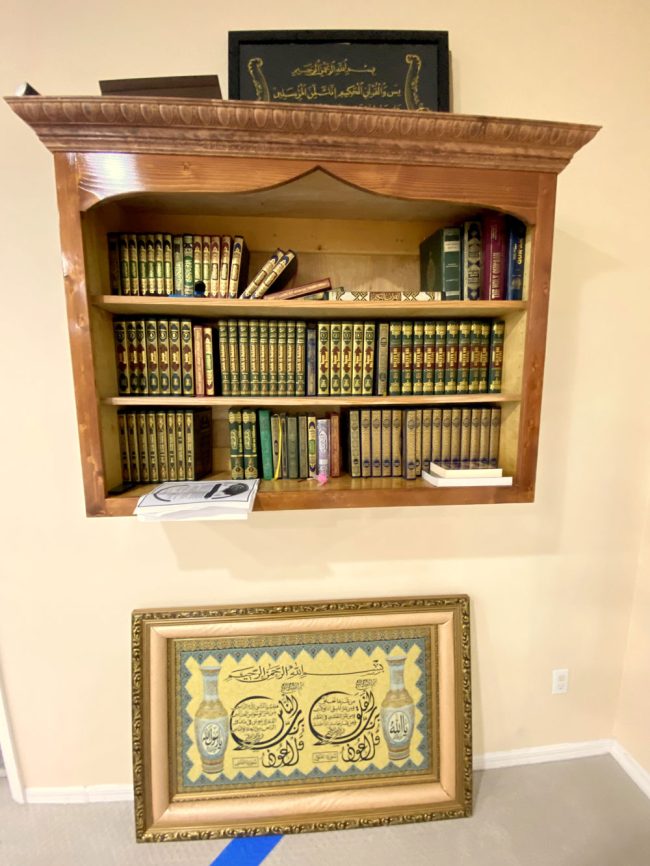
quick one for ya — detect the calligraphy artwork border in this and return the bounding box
[132,595,471,842]
[228,30,450,112]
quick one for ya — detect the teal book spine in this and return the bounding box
[258,409,274,479]
[412,321,424,395]
[488,319,505,393]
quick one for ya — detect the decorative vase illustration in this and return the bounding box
[380,652,415,761]
[194,661,229,775]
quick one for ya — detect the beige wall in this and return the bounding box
[1,1,649,788]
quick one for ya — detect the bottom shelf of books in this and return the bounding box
[102,401,523,515]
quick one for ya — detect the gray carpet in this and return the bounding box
[1,756,649,865]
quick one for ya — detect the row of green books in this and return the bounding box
[108,233,248,298]
[116,409,212,486]
[226,405,501,482]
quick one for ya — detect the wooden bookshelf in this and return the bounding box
[6,95,599,516]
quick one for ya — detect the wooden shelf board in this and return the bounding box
[104,393,520,408]
[93,296,527,321]
[103,473,529,516]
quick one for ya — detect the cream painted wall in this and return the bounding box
[1,1,649,788]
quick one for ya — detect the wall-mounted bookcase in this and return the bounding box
[7,96,598,515]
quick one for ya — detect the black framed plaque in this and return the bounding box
[229,30,450,112]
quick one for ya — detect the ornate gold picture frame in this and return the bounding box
[132,595,471,841]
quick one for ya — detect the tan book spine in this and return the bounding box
[375,322,389,397]
[317,322,330,396]
[268,319,278,396]
[175,411,186,481]
[360,409,372,478]
[204,327,215,396]
[163,233,173,295]
[330,322,342,395]
[362,321,376,396]
[147,411,158,482]
[134,319,148,395]
[348,410,361,478]
[371,409,382,477]
[156,411,169,482]
[228,236,246,298]
[391,410,402,477]
[286,320,296,396]
[259,318,269,397]
[266,277,331,301]
[414,409,423,476]
[295,320,306,396]
[228,319,240,396]
[381,409,392,477]
[168,319,182,395]
[450,407,462,468]
[444,320,460,394]
[182,234,194,296]
[402,409,417,480]
[219,235,232,298]
[240,249,283,299]
[184,411,195,480]
[209,235,220,297]
[468,320,482,393]
[431,408,443,464]
[145,319,159,395]
[192,235,202,290]
[201,235,211,288]
[328,412,341,478]
[251,250,296,299]
[352,322,364,395]
[479,407,492,466]
[157,319,171,396]
[469,408,482,468]
[460,407,472,469]
[440,407,452,464]
[457,320,471,394]
[172,235,183,295]
[421,408,433,471]
[166,411,177,482]
[180,319,194,396]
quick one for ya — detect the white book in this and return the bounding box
[422,469,513,488]
[428,461,503,479]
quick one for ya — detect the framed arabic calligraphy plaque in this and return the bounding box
[228,30,450,112]
[132,595,471,841]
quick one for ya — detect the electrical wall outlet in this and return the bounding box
[552,668,569,694]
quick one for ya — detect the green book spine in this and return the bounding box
[277,319,288,396]
[157,319,170,395]
[479,322,490,392]
[156,411,169,482]
[216,320,231,396]
[362,321,376,396]
[329,322,342,395]
[192,235,202,290]
[402,409,417,480]
[420,227,461,300]
[444,320,460,394]
[184,411,195,480]
[146,234,156,296]
[145,319,159,395]
[249,319,260,396]
[242,409,259,479]
[125,320,138,394]
[135,319,148,395]
[113,319,130,395]
[391,410,402,477]
[295,321,306,396]
[154,233,164,295]
[117,412,131,484]
[118,234,131,295]
[457,320,471,394]
[317,322,330,396]
[166,411,177,481]
[204,327,215,396]
[237,319,250,397]
[371,409,382,477]
[287,415,299,479]
[440,408,452,465]
[163,234,173,295]
[209,235,220,298]
[468,320,482,393]
[388,321,402,396]
[175,411,186,481]
[431,408,443,464]
[136,234,148,295]
[450,407,462,468]
[219,235,232,299]
[352,322,364,395]
[147,411,159,482]
[182,234,194,296]
[228,409,244,480]
[469,408,481,468]
[306,324,317,396]
[479,407,492,465]
[286,320,296,396]
[228,320,241,396]
[412,321,424,395]
[421,408,433,470]
[180,319,194,396]
[401,320,413,395]
[434,320,447,395]
[381,409,392,477]
[268,319,278,396]
[488,320,505,393]
[126,412,139,482]
[136,412,150,483]
[375,322,389,397]
[168,320,182,395]
[307,415,317,477]
[460,407,472,468]
[360,410,371,477]
[271,413,282,479]
[489,407,502,468]
[258,409,274,480]
[423,321,435,394]
[107,233,121,295]
[298,414,309,478]
[348,410,361,478]
[341,321,353,395]
[280,414,289,478]
[202,235,211,288]
[128,234,139,296]
[172,235,183,295]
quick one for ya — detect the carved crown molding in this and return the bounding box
[6,96,599,174]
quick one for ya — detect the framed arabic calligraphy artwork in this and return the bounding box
[228,30,450,112]
[132,595,471,841]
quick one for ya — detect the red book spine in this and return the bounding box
[481,214,506,300]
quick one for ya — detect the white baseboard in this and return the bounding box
[474,739,614,770]
[610,741,650,799]
[25,784,133,804]
[19,739,648,804]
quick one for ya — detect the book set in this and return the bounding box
[113,317,507,399]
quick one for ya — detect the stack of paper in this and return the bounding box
[135,480,259,521]
[422,462,513,487]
